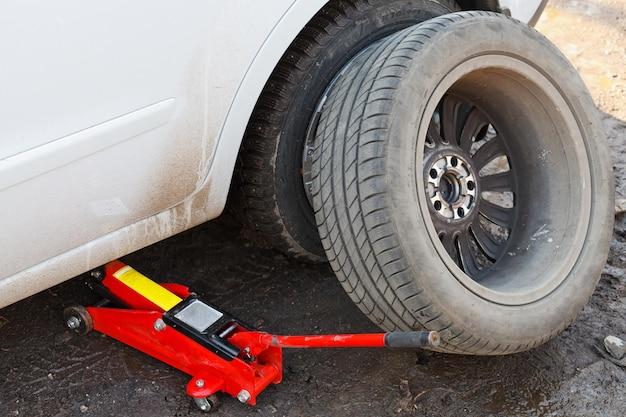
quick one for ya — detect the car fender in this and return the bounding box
[199,0,330,219]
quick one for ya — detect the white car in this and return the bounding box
[1,0,614,355]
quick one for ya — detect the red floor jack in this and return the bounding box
[64,261,440,412]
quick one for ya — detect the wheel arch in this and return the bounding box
[200,0,332,219]
[204,0,539,219]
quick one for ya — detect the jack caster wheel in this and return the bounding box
[193,394,220,413]
[63,305,93,335]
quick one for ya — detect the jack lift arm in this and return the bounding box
[64,261,440,412]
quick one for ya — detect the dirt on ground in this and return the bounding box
[1,1,625,416]
[539,0,626,199]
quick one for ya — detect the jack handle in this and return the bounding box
[243,331,440,350]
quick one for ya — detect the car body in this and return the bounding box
[0,0,546,308]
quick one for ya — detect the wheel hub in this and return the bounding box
[426,154,477,220]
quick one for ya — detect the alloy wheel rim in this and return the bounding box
[423,94,516,280]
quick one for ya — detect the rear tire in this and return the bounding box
[310,12,614,354]
[234,0,459,261]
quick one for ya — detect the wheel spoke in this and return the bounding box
[470,220,502,261]
[427,119,445,146]
[458,232,481,277]
[472,137,505,170]
[459,108,489,152]
[425,95,516,280]
[480,171,513,192]
[440,232,460,264]
[441,95,465,145]
[479,199,513,228]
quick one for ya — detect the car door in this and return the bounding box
[0,1,216,278]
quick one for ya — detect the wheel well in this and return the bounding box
[228,0,481,253]
[228,0,500,196]
[456,0,501,12]
[234,0,501,160]
[227,0,504,238]
[234,0,500,159]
